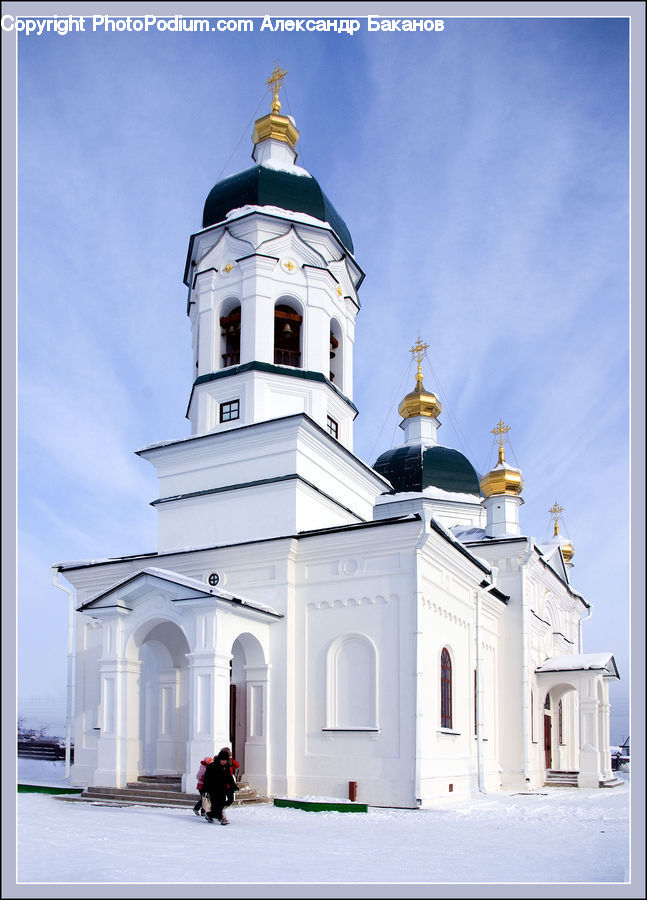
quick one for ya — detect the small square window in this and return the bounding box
[327,416,338,439]
[220,400,240,423]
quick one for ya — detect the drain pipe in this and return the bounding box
[52,567,76,779]
[520,540,535,786]
[477,580,499,794]
[413,510,433,807]
[578,604,592,654]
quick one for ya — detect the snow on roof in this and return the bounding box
[375,485,482,504]
[259,157,311,177]
[225,203,334,232]
[82,566,281,617]
[451,526,487,542]
[536,653,619,677]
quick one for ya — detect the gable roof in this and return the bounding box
[78,567,282,618]
[536,652,619,678]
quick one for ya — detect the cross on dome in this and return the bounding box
[266,62,288,114]
[409,336,429,391]
[549,501,564,537]
[492,419,511,465]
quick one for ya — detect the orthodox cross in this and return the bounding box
[549,502,564,537]
[492,419,511,465]
[409,336,429,389]
[266,62,287,114]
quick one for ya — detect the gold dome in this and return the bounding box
[398,336,442,419]
[480,420,523,497]
[398,383,442,420]
[252,112,299,149]
[253,63,299,150]
[549,504,574,563]
[560,540,574,563]
[479,463,524,498]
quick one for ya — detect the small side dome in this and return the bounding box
[560,540,574,563]
[398,384,442,420]
[374,444,482,496]
[479,463,524,498]
[480,419,524,497]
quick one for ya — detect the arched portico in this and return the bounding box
[536,653,619,787]
[134,620,190,777]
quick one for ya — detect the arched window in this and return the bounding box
[329,318,342,388]
[440,648,452,729]
[274,303,302,368]
[220,304,241,368]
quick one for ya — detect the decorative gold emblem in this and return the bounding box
[283,259,297,272]
[223,262,235,274]
[336,286,343,297]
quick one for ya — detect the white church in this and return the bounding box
[55,69,620,808]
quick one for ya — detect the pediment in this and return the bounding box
[197,228,255,271]
[79,567,218,612]
[79,566,282,620]
[256,225,327,268]
[327,258,359,304]
[540,543,570,584]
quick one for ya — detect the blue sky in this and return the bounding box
[10,10,636,742]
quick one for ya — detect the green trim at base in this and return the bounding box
[18,784,84,795]
[274,798,367,813]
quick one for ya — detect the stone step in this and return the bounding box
[73,775,268,809]
[599,777,625,788]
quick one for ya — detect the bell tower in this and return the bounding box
[183,66,364,451]
[138,70,387,551]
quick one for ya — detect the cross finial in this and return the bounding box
[409,336,429,390]
[266,62,288,114]
[549,502,564,537]
[491,419,511,465]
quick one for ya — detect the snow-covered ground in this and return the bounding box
[13,759,632,889]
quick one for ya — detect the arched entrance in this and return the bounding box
[229,632,267,779]
[543,694,552,770]
[137,621,190,776]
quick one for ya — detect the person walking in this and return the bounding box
[202,749,237,824]
[193,755,213,816]
[219,746,240,810]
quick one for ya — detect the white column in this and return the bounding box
[94,612,140,788]
[577,677,602,788]
[243,662,271,793]
[185,646,232,788]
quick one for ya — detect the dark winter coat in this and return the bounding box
[202,759,236,808]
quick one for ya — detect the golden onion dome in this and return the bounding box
[398,336,442,419]
[560,540,575,563]
[398,382,442,420]
[548,504,574,563]
[479,421,523,497]
[252,63,299,150]
[479,462,524,498]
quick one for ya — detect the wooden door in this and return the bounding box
[229,684,237,760]
[544,713,552,770]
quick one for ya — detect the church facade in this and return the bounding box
[55,71,619,808]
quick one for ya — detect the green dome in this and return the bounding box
[202,164,354,254]
[373,444,482,496]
